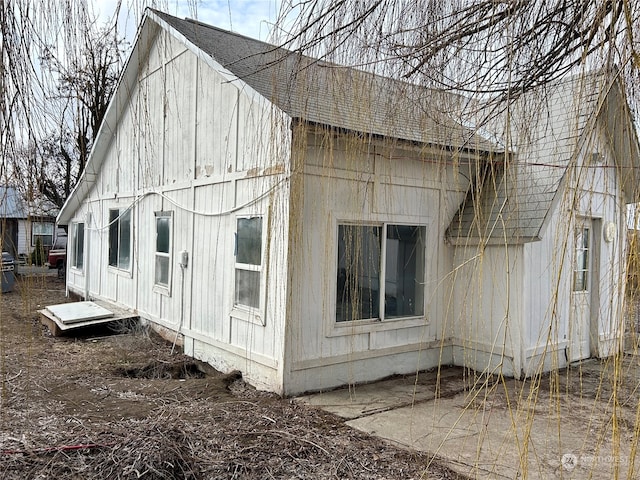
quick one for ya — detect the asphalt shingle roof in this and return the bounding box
[447,74,606,243]
[154,10,498,153]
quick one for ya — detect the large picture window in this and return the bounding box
[108,208,132,270]
[336,223,425,322]
[234,217,263,309]
[155,212,172,289]
[71,222,84,270]
[32,222,54,247]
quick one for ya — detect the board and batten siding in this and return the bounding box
[283,130,476,394]
[451,244,525,377]
[521,151,625,374]
[446,74,626,379]
[66,27,292,393]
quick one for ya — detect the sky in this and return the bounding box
[90,0,284,44]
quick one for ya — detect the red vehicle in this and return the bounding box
[47,234,67,270]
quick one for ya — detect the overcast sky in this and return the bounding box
[90,0,284,43]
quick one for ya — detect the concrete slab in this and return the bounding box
[296,368,467,420]
[38,299,138,336]
[47,301,114,324]
[300,367,640,479]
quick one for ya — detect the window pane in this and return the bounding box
[118,209,131,269]
[385,225,425,318]
[573,227,589,292]
[108,210,118,266]
[580,228,589,249]
[32,222,54,236]
[336,225,381,322]
[576,249,586,272]
[74,223,84,269]
[235,269,260,308]
[33,235,53,247]
[156,217,170,253]
[236,217,262,265]
[155,256,170,286]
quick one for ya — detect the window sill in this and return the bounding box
[69,267,84,275]
[230,305,265,326]
[326,315,429,337]
[153,284,171,297]
[107,265,133,278]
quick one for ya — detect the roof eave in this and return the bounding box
[447,234,542,246]
[293,118,503,157]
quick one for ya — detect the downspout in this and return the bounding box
[171,251,188,355]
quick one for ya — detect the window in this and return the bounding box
[155,212,172,289]
[71,222,84,270]
[336,223,425,322]
[234,217,263,309]
[573,226,590,292]
[32,222,54,247]
[108,208,132,270]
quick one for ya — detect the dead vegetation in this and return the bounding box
[0,275,463,479]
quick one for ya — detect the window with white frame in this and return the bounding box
[71,222,84,270]
[154,212,172,289]
[336,223,425,322]
[234,216,263,309]
[573,226,590,292]
[32,222,54,247]
[108,208,132,270]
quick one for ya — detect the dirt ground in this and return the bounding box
[0,275,463,479]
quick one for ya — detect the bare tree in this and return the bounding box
[1,0,126,210]
[36,25,126,207]
[277,0,640,105]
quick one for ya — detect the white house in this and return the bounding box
[0,186,63,261]
[56,9,640,395]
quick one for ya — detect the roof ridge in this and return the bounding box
[153,9,449,98]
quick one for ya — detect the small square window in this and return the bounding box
[32,222,54,247]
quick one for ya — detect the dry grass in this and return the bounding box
[0,275,462,480]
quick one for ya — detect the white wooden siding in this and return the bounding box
[66,26,292,393]
[451,244,524,376]
[285,132,472,392]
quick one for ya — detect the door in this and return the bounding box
[569,220,592,362]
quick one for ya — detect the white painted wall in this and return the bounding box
[283,130,475,394]
[17,219,28,257]
[449,74,629,379]
[65,26,292,393]
[451,244,524,377]
[520,142,625,374]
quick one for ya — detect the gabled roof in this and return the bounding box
[58,9,500,225]
[153,10,498,153]
[447,71,640,244]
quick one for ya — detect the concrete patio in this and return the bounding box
[298,360,640,479]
